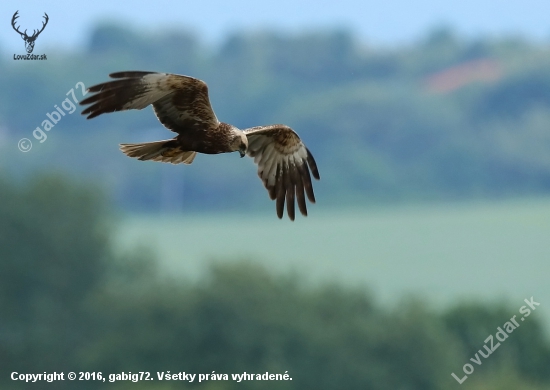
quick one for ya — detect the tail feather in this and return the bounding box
[120,139,197,165]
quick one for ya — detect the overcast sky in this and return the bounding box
[1,0,550,53]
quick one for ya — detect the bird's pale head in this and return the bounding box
[230,127,248,158]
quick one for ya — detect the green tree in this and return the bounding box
[443,302,550,382]
[0,174,112,382]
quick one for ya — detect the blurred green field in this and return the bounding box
[117,198,550,322]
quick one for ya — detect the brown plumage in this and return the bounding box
[80,71,320,220]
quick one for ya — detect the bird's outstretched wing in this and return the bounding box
[244,125,320,220]
[80,71,219,134]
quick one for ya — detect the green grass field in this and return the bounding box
[117,198,550,323]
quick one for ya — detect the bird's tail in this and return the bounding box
[119,139,197,164]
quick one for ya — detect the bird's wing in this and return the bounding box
[244,125,320,220]
[80,71,219,134]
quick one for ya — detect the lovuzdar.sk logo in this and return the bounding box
[11,10,48,60]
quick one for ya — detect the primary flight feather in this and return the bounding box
[80,71,320,220]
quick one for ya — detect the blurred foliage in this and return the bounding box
[0,175,111,377]
[1,175,550,389]
[2,25,550,212]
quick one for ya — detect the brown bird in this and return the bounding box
[80,71,320,220]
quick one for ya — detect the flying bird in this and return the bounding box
[80,71,320,220]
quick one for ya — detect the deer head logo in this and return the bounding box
[11,11,49,54]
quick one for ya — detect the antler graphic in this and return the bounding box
[31,12,49,40]
[11,11,49,53]
[11,11,25,38]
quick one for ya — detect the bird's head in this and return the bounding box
[230,128,248,158]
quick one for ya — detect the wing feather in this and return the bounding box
[81,71,219,135]
[276,164,286,219]
[299,161,315,203]
[257,143,276,167]
[284,162,296,220]
[291,159,308,216]
[244,124,320,220]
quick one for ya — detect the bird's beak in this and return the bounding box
[239,150,246,158]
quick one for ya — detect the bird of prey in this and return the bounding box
[80,71,320,220]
